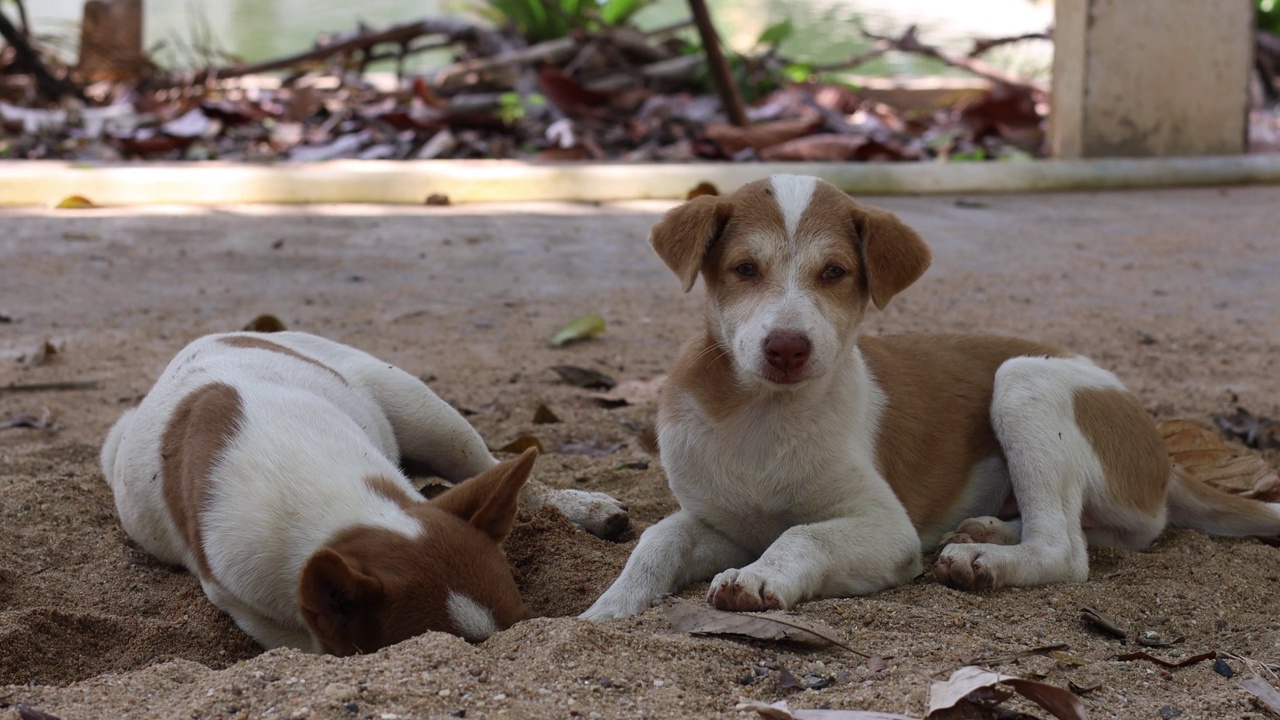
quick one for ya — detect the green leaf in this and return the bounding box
[783,62,813,83]
[551,314,606,347]
[756,19,794,49]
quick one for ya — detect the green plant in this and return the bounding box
[477,0,653,43]
[1261,0,1280,35]
[497,91,546,124]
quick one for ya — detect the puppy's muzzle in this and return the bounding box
[764,331,811,382]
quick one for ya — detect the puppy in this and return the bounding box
[583,175,1280,619]
[102,331,613,654]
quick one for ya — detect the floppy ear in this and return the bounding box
[298,548,384,656]
[431,447,536,543]
[649,196,733,292]
[853,203,932,310]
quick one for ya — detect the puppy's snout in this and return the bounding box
[764,331,811,373]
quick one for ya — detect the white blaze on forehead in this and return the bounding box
[769,174,818,242]
[446,590,500,641]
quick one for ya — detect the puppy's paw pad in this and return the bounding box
[707,569,783,612]
[546,488,630,540]
[935,545,999,591]
[937,531,975,548]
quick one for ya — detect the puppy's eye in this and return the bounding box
[821,265,846,280]
[734,262,758,278]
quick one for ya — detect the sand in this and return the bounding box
[1,188,1279,719]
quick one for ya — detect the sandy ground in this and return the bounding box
[1,187,1279,720]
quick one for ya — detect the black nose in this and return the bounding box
[764,331,811,373]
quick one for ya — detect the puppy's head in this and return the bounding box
[651,175,930,388]
[297,449,537,656]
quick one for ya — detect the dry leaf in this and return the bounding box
[533,403,560,424]
[703,116,822,155]
[1114,650,1218,668]
[865,656,888,672]
[1,409,54,430]
[1158,419,1280,501]
[27,340,58,366]
[1240,675,1280,714]
[927,666,1086,720]
[493,435,544,454]
[243,314,286,332]
[737,699,920,720]
[16,704,62,720]
[1213,408,1280,450]
[1047,650,1090,667]
[589,375,665,408]
[1079,604,1129,639]
[425,193,451,206]
[550,315,606,347]
[54,195,97,209]
[662,598,866,655]
[557,437,622,457]
[550,365,617,390]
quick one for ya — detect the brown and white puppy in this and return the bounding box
[102,332,617,654]
[582,174,1280,619]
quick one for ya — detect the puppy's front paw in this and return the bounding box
[580,588,658,621]
[708,568,786,612]
[935,544,1001,591]
[545,488,631,540]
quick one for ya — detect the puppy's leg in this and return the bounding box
[581,509,752,620]
[936,356,1117,590]
[708,502,922,611]
[204,582,319,652]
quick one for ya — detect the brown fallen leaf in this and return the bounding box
[737,699,920,720]
[1158,419,1280,501]
[662,598,868,656]
[1,408,54,430]
[1240,675,1280,714]
[1,380,100,394]
[550,365,617,390]
[16,704,62,720]
[1114,650,1218,668]
[703,116,822,155]
[928,666,1086,720]
[533,403,560,424]
[557,437,622,457]
[425,193,451,206]
[27,340,58,366]
[492,435,544,454]
[54,195,97,209]
[865,656,888,672]
[1079,604,1129,639]
[589,376,665,408]
[243,314,286,332]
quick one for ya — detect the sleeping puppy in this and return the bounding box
[102,331,619,654]
[582,174,1280,619]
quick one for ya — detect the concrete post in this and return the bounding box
[1051,0,1254,157]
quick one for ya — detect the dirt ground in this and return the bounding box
[1,186,1279,720]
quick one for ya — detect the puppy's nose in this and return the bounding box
[764,331,811,372]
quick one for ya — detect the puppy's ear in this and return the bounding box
[298,548,384,656]
[853,203,932,310]
[431,447,536,543]
[649,196,732,292]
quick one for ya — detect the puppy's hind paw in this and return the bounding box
[522,482,630,540]
[940,516,1019,548]
[708,569,784,612]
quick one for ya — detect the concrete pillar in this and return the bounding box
[1051,0,1253,158]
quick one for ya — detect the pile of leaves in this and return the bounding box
[0,0,1062,165]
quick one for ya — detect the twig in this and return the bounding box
[172,18,490,85]
[13,0,28,34]
[0,7,83,102]
[968,29,1050,58]
[686,0,747,126]
[810,38,891,74]
[862,25,1046,95]
[1,381,101,394]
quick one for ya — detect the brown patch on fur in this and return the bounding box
[662,331,746,424]
[298,450,537,655]
[364,475,416,510]
[1073,388,1169,515]
[160,382,244,581]
[218,335,347,384]
[860,334,1067,537]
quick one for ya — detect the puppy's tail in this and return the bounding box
[100,408,137,490]
[1165,469,1280,537]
